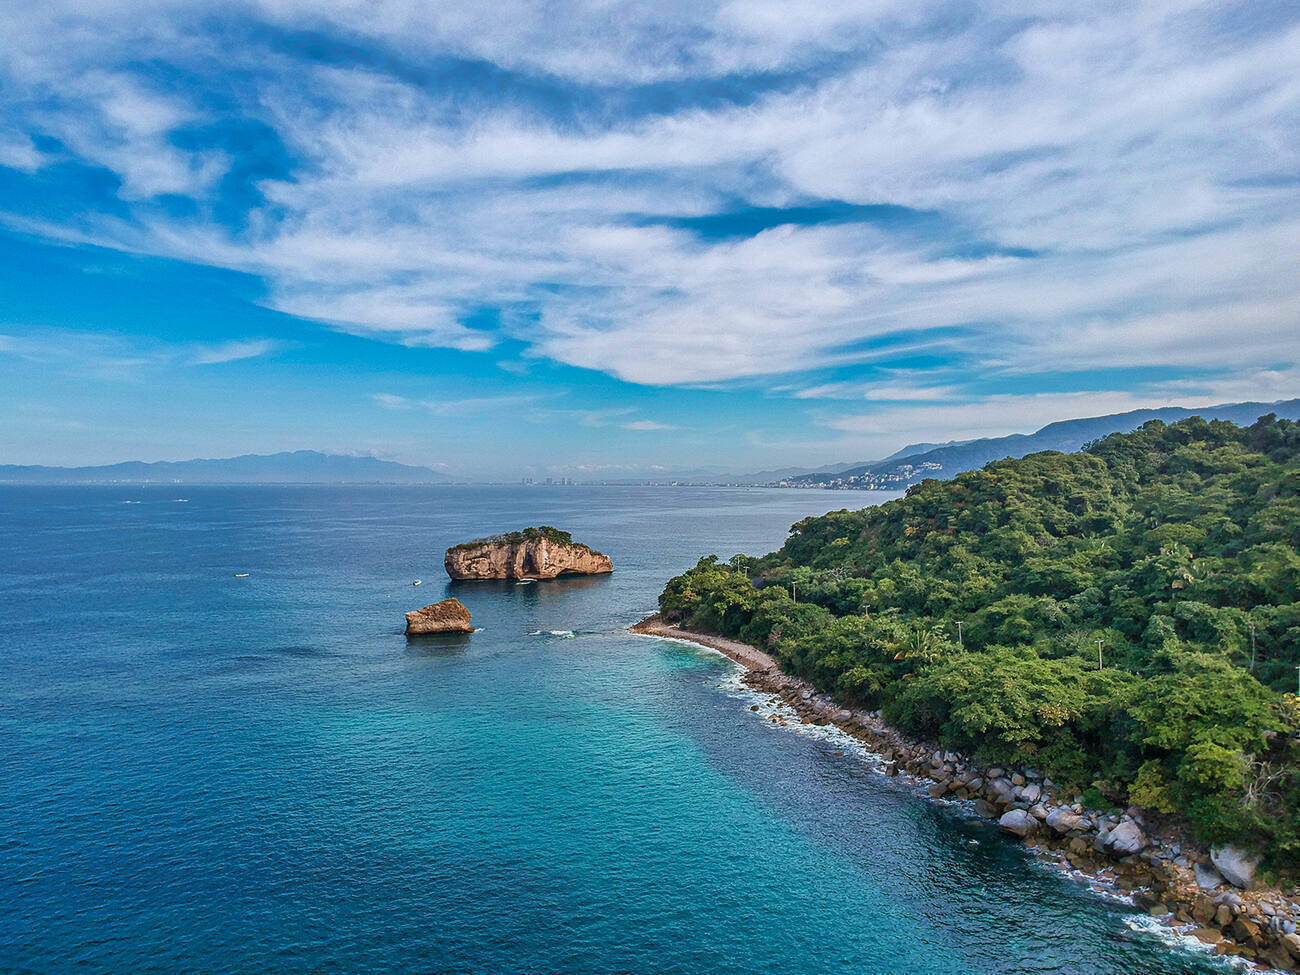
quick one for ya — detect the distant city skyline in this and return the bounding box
[1,1,1297,479]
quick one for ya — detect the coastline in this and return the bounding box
[631,614,1300,971]
[629,615,779,672]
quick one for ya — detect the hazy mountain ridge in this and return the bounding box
[0,450,451,484]
[783,399,1300,489]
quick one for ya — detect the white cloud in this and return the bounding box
[190,339,278,365]
[0,135,43,173]
[371,391,547,415]
[622,419,676,431]
[0,0,1296,403]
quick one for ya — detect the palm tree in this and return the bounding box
[893,623,945,664]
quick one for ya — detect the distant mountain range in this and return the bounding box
[781,398,1300,490]
[5,399,1297,487]
[0,451,451,484]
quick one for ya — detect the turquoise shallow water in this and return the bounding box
[0,485,1225,974]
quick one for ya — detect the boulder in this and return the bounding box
[1194,861,1225,892]
[445,528,612,580]
[404,597,474,635]
[1211,845,1261,890]
[1262,945,1295,970]
[1232,916,1264,948]
[1021,783,1042,804]
[1045,808,1089,835]
[1105,820,1147,856]
[999,808,1037,838]
[987,778,1017,806]
[1282,932,1300,961]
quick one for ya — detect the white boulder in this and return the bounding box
[1211,845,1261,889]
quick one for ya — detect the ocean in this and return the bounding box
[0,485,1225,974]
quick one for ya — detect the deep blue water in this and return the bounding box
[0,485,1225,974]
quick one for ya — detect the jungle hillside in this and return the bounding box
[659,416,1300,872]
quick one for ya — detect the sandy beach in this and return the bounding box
[630,614,779,671]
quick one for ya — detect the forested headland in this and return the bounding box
[659,416,1300,873]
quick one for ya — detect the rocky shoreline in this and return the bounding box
[632,614,1300,971]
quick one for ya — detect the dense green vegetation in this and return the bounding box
[451,526,589,550]
[660,417,1300,871]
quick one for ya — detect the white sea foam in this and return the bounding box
[703,642,1253,971]
[1125,915,1251,969]
[714,667,884,767]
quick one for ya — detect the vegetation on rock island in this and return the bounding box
[450,526,585,550]
[659,416,1300,874]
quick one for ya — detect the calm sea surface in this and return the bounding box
[0,485,1224,974]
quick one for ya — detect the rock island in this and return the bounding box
[445,526,612,581]
[405,597,474,635]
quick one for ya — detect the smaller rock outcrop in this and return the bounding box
[405,597,474,635]
[445,526,613,580]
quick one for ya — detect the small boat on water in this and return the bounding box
[234,573,249,578]
[412,580,422,586]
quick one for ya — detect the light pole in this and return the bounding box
[1096,637,1104,671]
[1249,624,1256,672]
[955,620,964,649]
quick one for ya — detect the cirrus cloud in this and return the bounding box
[0,0,1296,416]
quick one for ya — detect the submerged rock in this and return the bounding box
[405,597,474,635]
[445,527,612,580]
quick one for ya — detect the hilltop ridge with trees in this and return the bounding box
[659,415,1300,872]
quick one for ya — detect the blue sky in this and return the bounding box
[1,0,1297,479]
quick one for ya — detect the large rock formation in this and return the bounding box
[445,527,612,581]
[405,597,474,635]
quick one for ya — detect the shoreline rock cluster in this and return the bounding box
[636,616,1300,970]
